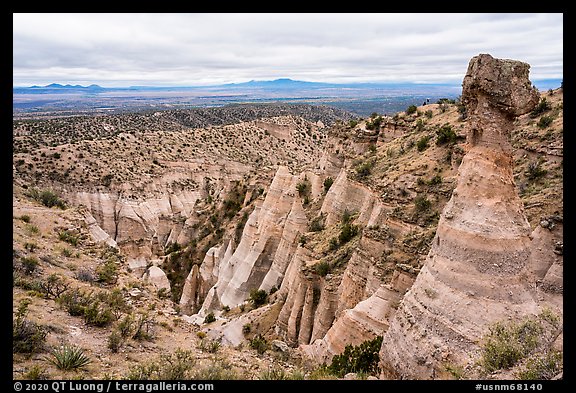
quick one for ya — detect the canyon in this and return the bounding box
[12,55,563,380]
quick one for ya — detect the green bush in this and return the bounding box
[526,161,548,181]
[107,331,123,353]
[436,124,457,145]
[315,261,331,277]
[530,98,551,118]
[198,338,221,353]
[537,115,553,129]
[83,302,114,327]
[58,230,79,246]
[47,345,91,371]
[124,349,196,380]
[250,334,269,355]
[296,181,310,197]
[406,105,418,115]
[328,336,383,377]
[132,311,156,341]
[517,350,563,380]
[204,312,216,324]
[26,188,66,209]
[242,324,251,335]
[323,177,334,193]
[58,288,91,316]
[249,289,268,308]
[22,365,49,380]
[428,174,442,186]
[416,136,430,152]
[190,358,239,380]
[38,274,69,299]
[20,256,39,275]
[338,222,359,245]
[414,195,432,212]
[96,260,118,284]
[355,160,374,178]
[480,318,544,373]
[13,299,48,354]
[309,214,325,232]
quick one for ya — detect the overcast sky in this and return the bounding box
[13,13,563,87]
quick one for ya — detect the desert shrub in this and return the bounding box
[117,314,134,338]
[328,336,383,377]
[26,224,40,235]
[428,174,442,186]
[517,350,563,380]
[414,195,432,212]
[436,124,457,145]
[425,110,433,119]
[338,222,359,245]
[38,274,69,299]
[537,115,553,129]
[19,214,31,223]
[26,188,66,209]
[323,177,334,193]
[415,118,425,131]
[22,365,50,380]
[107,331,123,353]
[47,344,91,371]
[61,247,73,257]
[164,242,181,255]
[83,302,114,327]
[526,161,548,181]
[204,312,216,324]
[249,289,268,308]
[13,299,48,354]
[480,318,544,373]
[58,288,91,316]
[366,116,382,130]
[315,261,331,277]
[348,119,358,128]
[530,98,551,118]
[125,349,195,380]
[308,214,325,232]
[406,105,418,115]
[355,160,374,178]
[20,256,39,275]
[191,358,239,380]
[58,230,79,246]
[250,334,269,355]
[75,268,95,282]
[416,135,430,152]
[296,180,310,197]
[242,324,251,335]
[260,365,288,380]
[198,338,221,353]
[132,311,156,341]
[96,259,118,284]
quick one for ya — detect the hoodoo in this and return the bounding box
[379,54,545,379]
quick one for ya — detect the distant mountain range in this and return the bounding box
[14,77,562,92]
[13,78,562,119]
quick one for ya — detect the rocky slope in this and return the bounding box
[12,56,563,380]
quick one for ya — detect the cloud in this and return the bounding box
[12,13,563,86]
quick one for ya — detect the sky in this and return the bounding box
[13,13,563,87]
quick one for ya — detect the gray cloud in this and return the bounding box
[13,13,563,86]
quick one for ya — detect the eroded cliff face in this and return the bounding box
[378,54,560,379]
